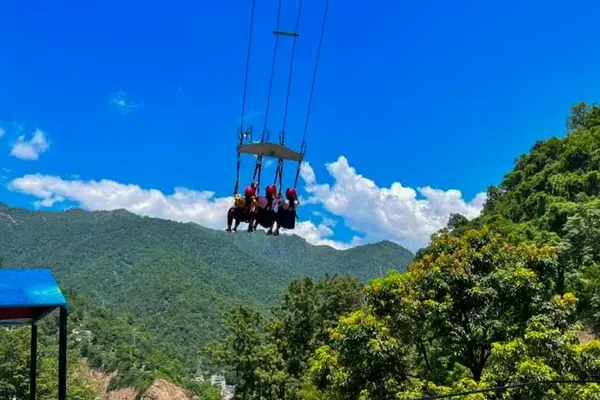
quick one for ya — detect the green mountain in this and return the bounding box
[0,204,413,368]
[206,102,600,400]
[470,102,600,245]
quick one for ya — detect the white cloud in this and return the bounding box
[108,91,143,114]
[292,221,360,250]
[0,127,5,138]
[301,156,486,250]
[8,174,350,249]
[8,156,486,252]
[10,129,50,160]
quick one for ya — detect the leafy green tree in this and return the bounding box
[561,204,600,331]
[447,213,469,230]
[309,228,593,399]
[567,102,600,133]
[205,306,299,399]
[271,275,364,377]
[0,326,98,400]
[0,327,30,399]
[205,275,364,399]
[481,293,600,399]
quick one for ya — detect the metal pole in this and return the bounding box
[58,307,67,400]
[30,324,37,400]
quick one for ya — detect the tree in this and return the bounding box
[204,275,365,399]
[448,213,469,229]
[0,327,30,399]
[567,102,600,133]
[271,275,364,377]
[561,204,600,330]
[482,294,600,399]
[310,228,580,399]
[0,326,98,400]
[204,306,299,400]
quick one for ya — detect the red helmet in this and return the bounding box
[266,184,277,196]
[244,186,255,197]
[286,188,297,200]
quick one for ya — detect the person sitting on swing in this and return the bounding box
[243,183,258,213]
[273,187,299,236]
[226,184,258,232]
[265,184,277,211]
[251,184,277,231]
[256,184,278,234]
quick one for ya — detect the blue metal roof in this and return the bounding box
[0,268,68,326]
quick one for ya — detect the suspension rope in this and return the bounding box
[239,0,256,139]
[273,160,283,195]
[293,0,329,189]
[261,0,283,143]
[274,158,284,188]
[234,0,257,196]
[252,158,263,192]
[273,0,303,190]
[251,0,283,195]
[280,0,304,145]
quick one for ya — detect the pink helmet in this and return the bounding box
[244,186,256,197]
[266,184,277,196]
[286,188,297,200]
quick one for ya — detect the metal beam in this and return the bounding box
[273,30,299,37]
[238,142,303,162]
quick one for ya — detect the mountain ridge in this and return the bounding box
[0,202,405,252]
[0,202,413,369]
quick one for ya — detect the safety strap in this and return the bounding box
[273,158,284,193]
[234,149,242,195]
[252,156,263,193]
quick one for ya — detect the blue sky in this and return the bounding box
[1,0,600,251]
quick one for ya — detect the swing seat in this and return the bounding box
[255,207,276,229]
[277,202,297,230]
[254,196,276,228]
[229,206,253,223]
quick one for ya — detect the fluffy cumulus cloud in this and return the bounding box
[9,175,231,228]
[7,174,351,249]
[300,156,486,250]
[9,156,486,251]
[10,129,50,160]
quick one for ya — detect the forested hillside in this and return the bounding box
[206,102,600,399]
[0,290,221,399]
[0,205,413,370]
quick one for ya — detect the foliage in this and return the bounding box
[204,275,365,399]
[0,326,97,400]
[0,290,221,399]
[0,205,413,373]
[206,102,600,399]
[309,229,586,399]
[6,102,600,399]
[480,102,600,237]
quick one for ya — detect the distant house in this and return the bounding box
[207,375,235,399]
[210,374,226,389]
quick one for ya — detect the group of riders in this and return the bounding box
[226,183,299,235]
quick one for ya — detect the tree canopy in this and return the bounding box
[206,102,600,399]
